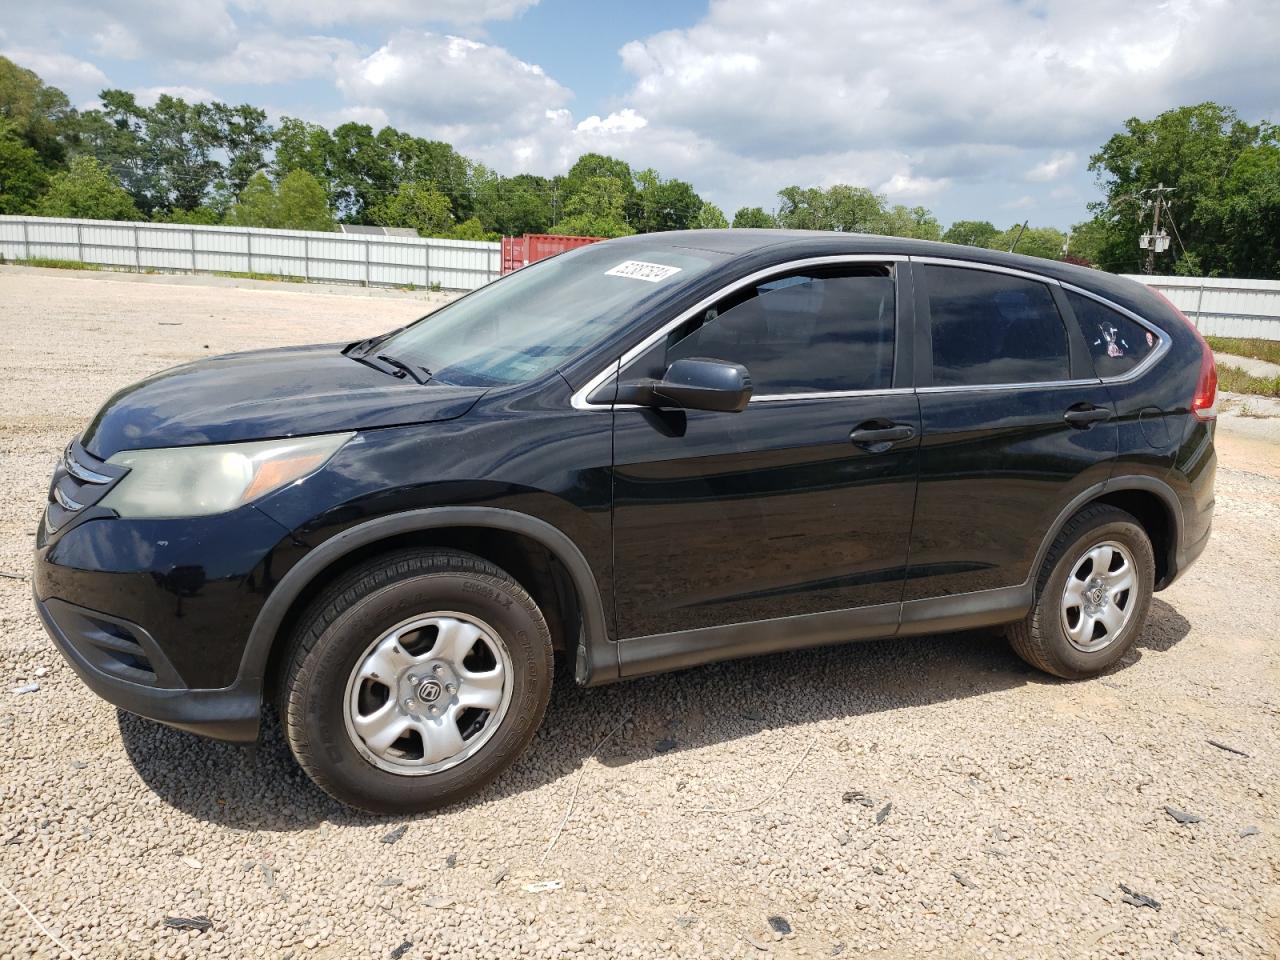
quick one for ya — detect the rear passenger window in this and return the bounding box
[924,265,1069,387]
[666,267,895,394]
[1066,290,1156,378]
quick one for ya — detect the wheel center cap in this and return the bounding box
[417,679,443,703]
[1088,583,1107,606]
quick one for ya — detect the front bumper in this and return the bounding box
[33,496,305,743]
[36,592,261,742]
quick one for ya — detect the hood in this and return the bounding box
[82,343,487,459]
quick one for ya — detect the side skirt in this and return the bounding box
[611,584,1031,682]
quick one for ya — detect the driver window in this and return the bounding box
[664,265,895,395]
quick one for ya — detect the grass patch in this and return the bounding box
[1206,336,1280,365]
[10,257,101,271]
[213,270,305,283]
[1217,363,1280,398]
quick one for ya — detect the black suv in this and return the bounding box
[35,231,1216,813]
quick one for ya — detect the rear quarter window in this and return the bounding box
[1066,290,1157,379]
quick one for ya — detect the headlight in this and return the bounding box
[99,433,354,519]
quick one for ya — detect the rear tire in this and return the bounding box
[281,548,553,814]
[1008,505,1155,679]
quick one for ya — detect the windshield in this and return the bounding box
[375,242,723,386]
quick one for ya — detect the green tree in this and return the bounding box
[90,90,220,214]
[880,204,942,240]
[732,206,777,228]
[367,181,454,236]
[37,156,142,220]
[330,122,396,221]
[693,202,729,229]
[273,117,336,196]
[1064,219,1108,266]
[472,170,553,236]
[991,224,1067,261]
[563,153,637,229]
[552,175,634,237]
[227,170,334,231]
[776,184,887,232]
[0,55,75,165]
[0,120,48,213]
[633,168,703,232]
[202,102,273,197]
[1084,102,1272,276]
[449,217,499,241]
[942,219,999,248]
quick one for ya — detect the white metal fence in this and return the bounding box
[1125,274,1280,340]
[0,216,501,291]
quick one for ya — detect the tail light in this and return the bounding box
[1151,288,1216,421]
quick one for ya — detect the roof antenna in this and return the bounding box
[1008,220,1028,253]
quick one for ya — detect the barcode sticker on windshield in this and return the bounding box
[605,260,683,282]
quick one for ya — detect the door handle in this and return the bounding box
[850,423,915,451]
[1063,404,1112,428]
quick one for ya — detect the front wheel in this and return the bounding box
[281,549,553,814]
[1008,505,1155,679]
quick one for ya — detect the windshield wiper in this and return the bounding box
[374,353,432,385]
[343,329,399,358]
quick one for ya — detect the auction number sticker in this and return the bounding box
[605,260,683,282]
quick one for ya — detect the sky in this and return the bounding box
[3,0,1279,229]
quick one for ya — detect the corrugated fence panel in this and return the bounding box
[0,216,500,291]
[1125,275,1280,340]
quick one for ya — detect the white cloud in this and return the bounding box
[604,0,1280,215]
[336,31,571,164]
[1026,151,1077,182]
[133,85,220,106]
[0,47,107,92]
[231,0,538,26]
[880,172,951,199]
[181,34,356,85]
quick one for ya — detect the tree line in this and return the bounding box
[2,56,1277,277]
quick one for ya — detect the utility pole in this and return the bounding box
[1139,183,1174,274]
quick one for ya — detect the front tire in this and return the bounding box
[281,549,553,814]
[1008,505,1155,679]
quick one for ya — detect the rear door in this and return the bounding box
[902,260,1118,622]
[607,257,921,645]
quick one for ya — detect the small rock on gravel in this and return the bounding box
[381,825,408,844]
[874,802,892,825]
[1118,884,1161,910]
[767,916,791,934]
[1164,806,1203,824]
[164,915,213,931]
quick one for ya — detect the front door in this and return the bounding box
[607,259,921,657]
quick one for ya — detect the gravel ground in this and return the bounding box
[1,267,1278,960]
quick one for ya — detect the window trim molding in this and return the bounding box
[569,254,906,410]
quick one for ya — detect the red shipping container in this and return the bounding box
[501,233,603,275]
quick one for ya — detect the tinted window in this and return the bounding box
[1066,290,1156,378]
[925,266,1069,387]
[666,268,895,394]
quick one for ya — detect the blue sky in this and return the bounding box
[3,0,1278,230]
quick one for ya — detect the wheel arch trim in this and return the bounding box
[238,507,617,697]
[1029,475,1184,595]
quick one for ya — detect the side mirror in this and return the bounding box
[614,357,753,412]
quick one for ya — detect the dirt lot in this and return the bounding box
[1,266,1277,960]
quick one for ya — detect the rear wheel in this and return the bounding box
[281,548,553,814]
[1008,505,1155,679]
